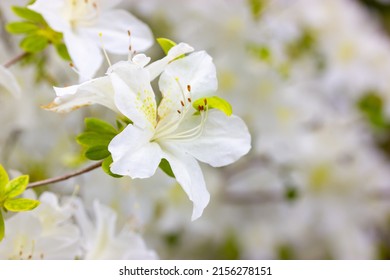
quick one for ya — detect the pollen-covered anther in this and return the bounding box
[177,110,181,114]
[188,97,192,103]
[204,98,207,106]
[127,30,131,37]
[187,85,191,92]
[180,100,185,107]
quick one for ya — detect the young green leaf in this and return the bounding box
[159,159,175,178]
[0,210,4,242]
[20,35,48,53]
[12,6,45,23]
[0,165,9,196]
[76,132,114,147]
[85,118,117,135]
[193,96,233,116]
[85,146,111,161]
[55,43,71,61]
[6,22,39,34]
[157,38,177,55]
[248,0,265,20]
[102,156,122,178]
[4,198,40,212]
[4,175,29,199]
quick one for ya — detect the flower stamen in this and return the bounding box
[99,32,112,67]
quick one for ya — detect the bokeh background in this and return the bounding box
[2,0,390,259]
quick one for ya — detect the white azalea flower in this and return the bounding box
[74,200,157,260]
[29,0,153,80]
[44,43,193,113]
[0,192,80,259]
[0,65,21,98]
[108,50,251,220]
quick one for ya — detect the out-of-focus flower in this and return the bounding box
[0,65,21,97]
[108,50,251,220]
[73,199,157,259]
[0,192,80,259]
[29,0,153,80]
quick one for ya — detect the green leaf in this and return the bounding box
[246,43,271,62]
[4,198,40,212]
[157,38,177,54]
[76,132,114,147]
[248,0,265,20]
[85,146,110,161]
[6,22,39,34]
[159,159,175,178]
[0,165,9,196]
[102,156,122,178]
[12,6,45,23]
[55,43,71,61]
[193,96,233,116]
[85,118,117,135]
[4,175,29,199]
[20,35,48,53]
[358,92,389,130]
[0,210,4,242]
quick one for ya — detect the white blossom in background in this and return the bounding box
[0,65,21,97]
[0,192,80,259]
[29,0,154,80]
[73,199,157,259]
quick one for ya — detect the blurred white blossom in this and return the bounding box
[73,199,157,259]
[29,0,153,80]
[0,192,80,259]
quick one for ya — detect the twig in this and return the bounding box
[3,52,28,68]
[27,161,103,189]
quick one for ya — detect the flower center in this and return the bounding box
[66,0,100,28]
[152,81,209,142]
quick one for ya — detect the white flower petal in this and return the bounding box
[109,124,162,179]
[163,51,218,97]
[146,42,194,81]
[99,0,123,10]
[111,67,157,128]
[83,201,116,259]
[132,54,151,67]
[179,110,252,167]
[76,200,158,260]
[64,31,103,81]
[0,65,21,98]
[45,76,116,113]
[86,9,153,54]
[28,0,69,32]
[161,143,210,220]
[157,50,216,122]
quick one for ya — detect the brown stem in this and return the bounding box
[27,161,103,189]
[3,52,29,68]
